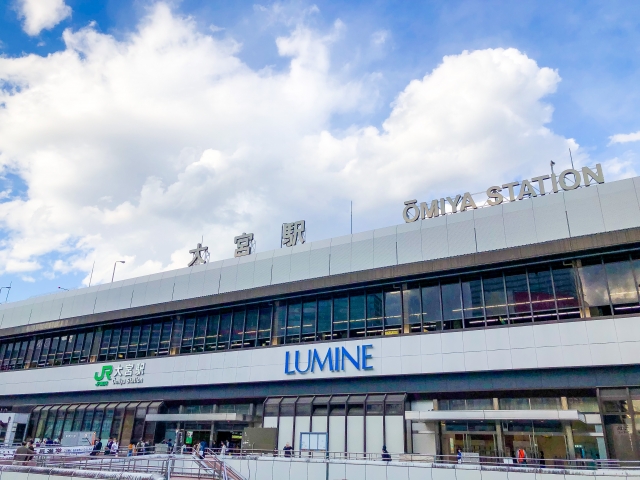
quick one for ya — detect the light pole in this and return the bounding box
[112,260,125,283]
[58,287,69,291]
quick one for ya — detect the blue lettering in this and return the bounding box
[341,346,360,371]
[284,351,295,375]
[311,349,334,372]
[295,350,312,374]
[335,347,340,371]
[362,344,373,370]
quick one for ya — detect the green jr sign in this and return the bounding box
[93,363,145,387]
[94,365,113,387]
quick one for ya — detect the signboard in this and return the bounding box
[299,432,328,451]
[94,362,145,387]
[403,164,604,223]
[0,445,93,458]
[285,344,373,376]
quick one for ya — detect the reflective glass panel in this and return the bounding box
[384,290,402,327]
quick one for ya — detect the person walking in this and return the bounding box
[128,442,135,457]
[457,447,462,464]
[13,441,35,465]
[517,448,527,465]
[382,445,391,462]
[136,439,145,455]
[110,439,119,456]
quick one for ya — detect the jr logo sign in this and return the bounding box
[94,365,113,387]
[93,363,146,388]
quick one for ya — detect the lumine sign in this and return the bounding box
[403,164,605,223]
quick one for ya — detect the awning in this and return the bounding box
[405,409,601,424]
[145,413,254,422]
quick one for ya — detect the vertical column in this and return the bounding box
[493,398,504,457]
[433,400,441,456]
[561,397,576,459]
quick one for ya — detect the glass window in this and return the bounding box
[421,284,442,331]
[39,337,51,367]
[273,304,286,343]
[366,292,383,334]
[579,261,611,317]
[530,397,561,409]
[317,299,332,335]
[205,315,219,350]
[552,265,581,318]
[301,301,316,337]
[286,303,301,342]
[48,337,60,365]
[384,290,402,330]
[118,327,130,359]
[128,326,141,358]
[218,312,232,349]
[333,297,348,337]
[24,339,36,368]
[159,321,172,355]
[441,282,463,329]
[499,398,530,410]
[505,272,531,323]
[403,287,421,331]
[72,333,84,363]
[170,318,183,355]
[349,293,365,335]
[605,259,639,312]
[462,278,484,328]
[568,397,599,413]
[230,311,245,347]
[528,269,556,321]
[182,317,196,352]
[31,339,43,368]
[483,274,507,325]
[258,307,272,345]
[243,310,258,346]
[148,323,161,356]
[107,329,120,360]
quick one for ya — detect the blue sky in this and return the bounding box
[1,0,640,302]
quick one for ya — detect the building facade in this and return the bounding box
[1,174,640,461]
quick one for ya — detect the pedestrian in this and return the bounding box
[199,440,207,458]
[104,437,113,455]
[283,442,293,458]
[128,442,135,457]
[13,441,35,465]
[220,441,228,456]
[136,439,145,455]
[517,448,527,465]
[91,438,102,456]
[457,447,462,464]
[382,445,391,462]
[110,439,119,456]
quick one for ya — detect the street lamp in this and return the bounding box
[111,260,125,283]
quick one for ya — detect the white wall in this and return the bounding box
[2,317,640,396]
[328,416,345,453]
[2,177,638,331]
[220,456,640,480]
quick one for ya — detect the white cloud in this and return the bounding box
[0,3,579,288]
[15,0,71,36]
[371,30,389,46]
[609,130,640,145]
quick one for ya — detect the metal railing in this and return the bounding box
[3,451,246,480]
[205,448,640,471]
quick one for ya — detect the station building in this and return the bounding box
[1,171,640,462]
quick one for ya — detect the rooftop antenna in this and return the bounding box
[569,148,575,169]
[550,160,556,175]
[350,201,353,235]
[88,260,95,287]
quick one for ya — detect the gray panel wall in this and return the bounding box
[4,178,640,330]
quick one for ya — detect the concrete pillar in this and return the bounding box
[561,397,576,459]
[493,399,504,457]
